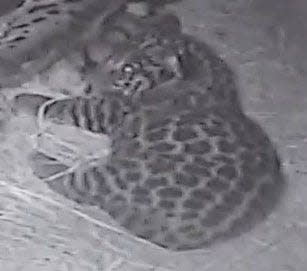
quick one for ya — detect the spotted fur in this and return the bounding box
[26,9,284,251]
[29,78,283,251]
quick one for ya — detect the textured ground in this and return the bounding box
[0,0,307,270]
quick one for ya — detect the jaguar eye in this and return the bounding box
[122,64,134,73]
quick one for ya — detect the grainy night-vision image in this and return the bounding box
[0,0,305,270]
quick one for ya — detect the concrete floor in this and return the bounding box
[0,0,307,270]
